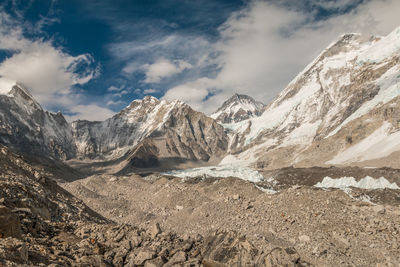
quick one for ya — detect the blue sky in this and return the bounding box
[0,0,399,120]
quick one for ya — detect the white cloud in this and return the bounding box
[107,85,129,98]
[107,85,125,92]
[163,0,400,114]
[315,0,364,11]
[64,104,116,121]
[0,43,97,98]
[110,89,129,98]
[109,34,211,82]
[122,61,141,74]
[0,8,114,121]
[110,35,179,60]
[142,88,158,94]
[109,34,210,62]
[141,58,192,83]
[162,78,223,113]
[106,99,125,106]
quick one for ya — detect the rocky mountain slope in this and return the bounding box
[211,93,265,124]
[1,25,400,266]
[0,84,228,172]
[2,26,400,173]
[0,83,75,160]
[72,96,228,171]
[223,26,400,170]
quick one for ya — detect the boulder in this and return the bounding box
[150,223,162,239]
[264,247,302,267]
[0,205,22,239]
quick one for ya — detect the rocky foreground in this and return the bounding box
[62,173,400,266]
[1,144,400,266]
[0,145,311,266]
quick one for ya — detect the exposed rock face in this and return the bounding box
[0,144,106,224]
[294,96,400,169]
[0,84,75,160]
[2,27,400,171]
[72,96,229,171]
[211,93,265,124]
[0,86,228,170]
[0,205,22,239]
[71,96,164,159]
[224,26,400,169]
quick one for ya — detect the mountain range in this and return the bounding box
[1,25,400,173]
[210,93,265,124]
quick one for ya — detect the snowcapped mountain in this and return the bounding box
[0,84,228,171]
[224,26,400,169]
[72,96,228,171]
[211,93,265,124]
[0,82,75,159]
[2,26,400,172]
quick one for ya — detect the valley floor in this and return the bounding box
[61,171,400,266]
[1,144,399,266]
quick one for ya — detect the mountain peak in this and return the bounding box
[143,95,159,102]
[126,95,160,110]
[211,93,265,124]
[10,83,34,99]
[0,81,43,111]
[0,78,34,98]
[0,77,18,95]
[232,93,256,101]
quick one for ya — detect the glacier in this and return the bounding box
[314,176,400,190]
[162,165,265,183]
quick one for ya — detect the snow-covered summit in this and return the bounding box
[72,95,228,169]
[0,77,16,95]
[358,25,400,63]
[0,78,42,109]
[222,25,400,170]
[0,81,74,159]
[211,93,265,124]
[2,25,400,172]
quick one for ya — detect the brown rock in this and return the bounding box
[150,223,162,239]
[131,249,156,266]
[202,259,228,267]
[144,257,165,267]
[0,205,22,239]
[299,235,311,244]
[165,250,186,266]
[264,247,302,267]
[0,238,28,264]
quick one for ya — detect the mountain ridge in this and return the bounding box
[0,84,228,173]
[211,93,265,124]
[1,26,400,172]
[222,26,400,170]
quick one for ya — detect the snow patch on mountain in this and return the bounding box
[162,165,265,183]
[220,137,278,166]
[324,27,400,137]
[328,65,400,137]
[315,176,399,190]
[211,94,264,124]
[243,77,321,145]
[219,154,255,167]
[327,122,400,164]
[280,120,321,147]
[0,83,75,159]
[358,26,400,63]
[220,28,400,171]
